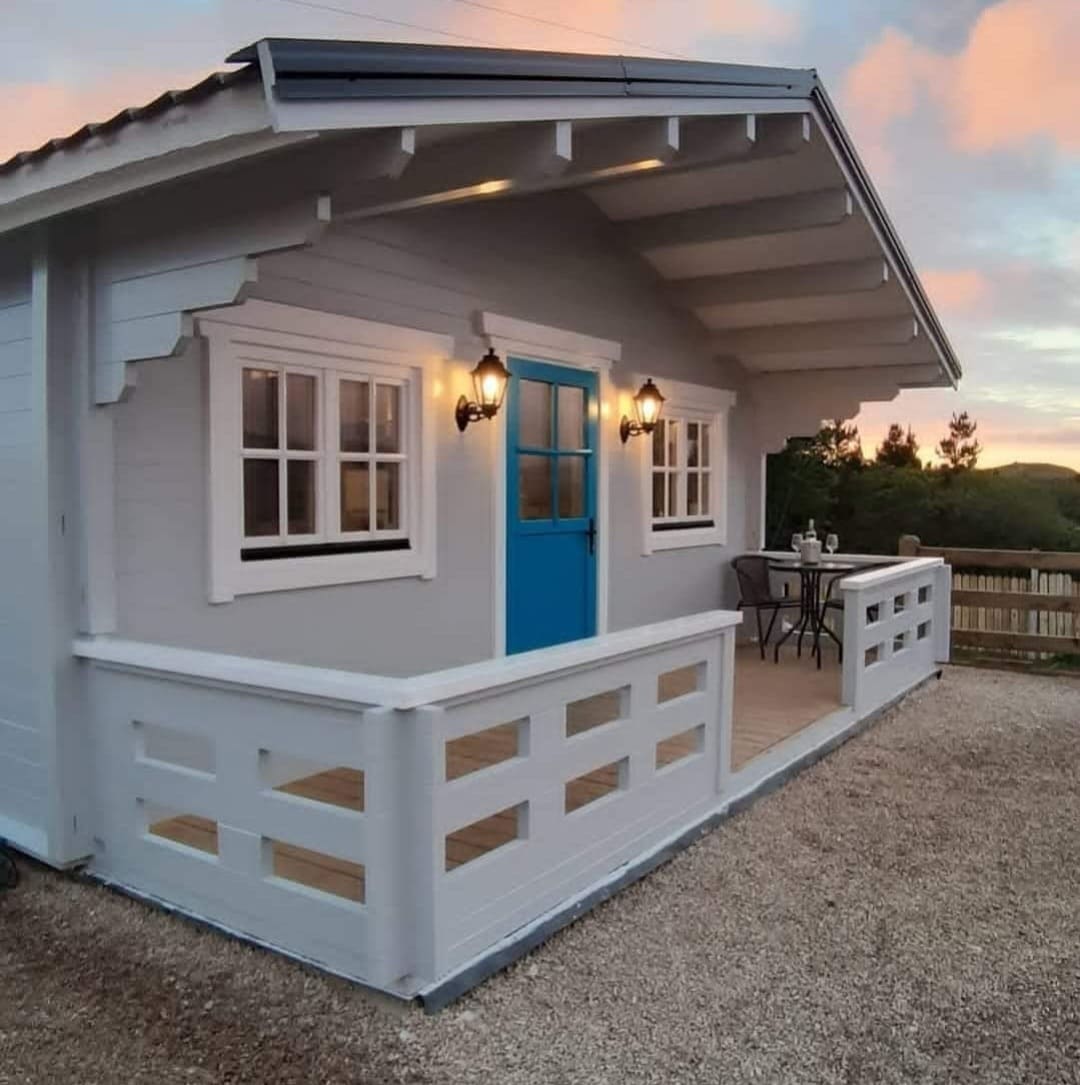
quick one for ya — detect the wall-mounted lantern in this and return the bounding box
[620,379,665,443]
[456,347,509,432]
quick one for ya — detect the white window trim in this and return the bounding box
[198,300,450,602]
[639,377,736,555]
[480,311,617,657]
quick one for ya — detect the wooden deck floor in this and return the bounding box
[149,646,841,895]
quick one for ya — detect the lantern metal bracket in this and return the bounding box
[456,397,494,432]
[619,416,648,443]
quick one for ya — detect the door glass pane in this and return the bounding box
[243,458,279,537]
[700,423,711,467]
[285,373,316,451]
[558,456,585,519]
[287,460,316,534]
[340,380,370,453]
[340,462,370,532]
[518,454,552,519]
[687,472,699,516]
[375,462,400,531]
[666,420,679,468]
[557,385,586,450]
[701,473,710,515]
[687,422,699,468]
[652,421,665,467]
[243,369,279,450]
[652,472,665,518]
[375,384,401,454]
[519,380,552,449]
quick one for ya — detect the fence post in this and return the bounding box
[898,534,921,558]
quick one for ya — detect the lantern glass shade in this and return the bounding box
[471,348,509,418]
[633,379,665,432]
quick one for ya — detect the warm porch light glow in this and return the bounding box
[456,347,510,432]
[620,378,665,443]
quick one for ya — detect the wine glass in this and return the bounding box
[825,533,839,556]
[790,532,803,556]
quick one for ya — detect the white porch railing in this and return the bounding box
[73,610,738,997]
[839,557,951,714]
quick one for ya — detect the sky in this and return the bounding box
[4,0,1080,469]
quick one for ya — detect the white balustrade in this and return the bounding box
[839,557,950,714]
[74,610,739,996]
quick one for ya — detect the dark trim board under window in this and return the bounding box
[242,539,412,562]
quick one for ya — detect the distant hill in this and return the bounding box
[988,462,1079,482]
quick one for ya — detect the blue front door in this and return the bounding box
[506,358,598,655]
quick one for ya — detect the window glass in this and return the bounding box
[243,369,279,450]
[651,472,665,518]
[557,386,586,450]
[665,419,679,467]
[286,373,316,451]
[243,459,279,536]
[375,384,401,454]
[519,454,552,519]
[700,473,710,515]
[287,460,316,535]
[652,421,665,467]
[519,380,552,449]
[667,473,678,517]
[375,463,401,531]
[340,379,370,453]
[687,473,699,516]
[700,423,710,467]
[340,462,370,532]
[687,422,699,468]
[558,456,585,519]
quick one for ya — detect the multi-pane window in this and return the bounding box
[240,361,409,557]
[651,415,714,528]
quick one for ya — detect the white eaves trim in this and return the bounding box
[480,311,620,370]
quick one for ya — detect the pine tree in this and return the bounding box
[875,423,921,469]
[814,419,863,468]
[936,411,981,471]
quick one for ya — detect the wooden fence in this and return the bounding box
[899,536,1080,662]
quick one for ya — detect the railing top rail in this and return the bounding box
[400,610,741,709]
[749,550,903,568]
[72,609,741,712]
[72,635,401,708]
[839,556,944,591]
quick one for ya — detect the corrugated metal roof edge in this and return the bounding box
[0,66,257,176]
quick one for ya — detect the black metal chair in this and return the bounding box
[731,555,802,661]
[813,563,881,668]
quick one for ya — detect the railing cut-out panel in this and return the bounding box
[657,663,703,704]
[656,724,705,770]
[145,806,219,857]
[446,720,524,781]
[262,752,365,813]
[267,838,365,904]
[135,722,215,776]
[565,758,627,813]
[566,688,626,736]
[445,804,525,871]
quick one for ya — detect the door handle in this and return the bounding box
[587,517,597,555]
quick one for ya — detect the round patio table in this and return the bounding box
[768,559,858,666]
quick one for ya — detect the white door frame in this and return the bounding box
[481,313,619,658]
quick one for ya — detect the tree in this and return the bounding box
[813,419,863,468]
[936,411,981,471]
[875,424,922,469]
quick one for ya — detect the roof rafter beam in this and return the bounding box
[672,258,888,309]
[718,316,918,356]
[737,340,936,372]
[622,186,853,251]
[337,120,573,218]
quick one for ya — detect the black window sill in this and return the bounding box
[652,520,716,533]
[242,539,411,562]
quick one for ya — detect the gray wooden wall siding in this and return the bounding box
[112,191,757,675]
[0,266,43,848]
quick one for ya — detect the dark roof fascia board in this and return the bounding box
[230,38,816,102]
[810,83,962,383]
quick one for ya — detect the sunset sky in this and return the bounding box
[5,0,1080,469]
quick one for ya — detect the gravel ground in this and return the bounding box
[3,665,1080,1084]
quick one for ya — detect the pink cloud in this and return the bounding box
[842,0,1080,160]
[0,67,216,164]
[920,269,991,314]
[443,0,799,56]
